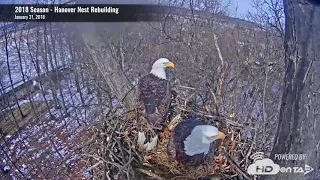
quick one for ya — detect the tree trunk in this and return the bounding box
[73,23,136,110]
[266,1,320,179]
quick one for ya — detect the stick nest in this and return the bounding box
[84,94,256,180]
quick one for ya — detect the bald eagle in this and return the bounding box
[167,117,225,166]
[138,58,175,129]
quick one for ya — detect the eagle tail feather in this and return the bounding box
[146,113,163,130]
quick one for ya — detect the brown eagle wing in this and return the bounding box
[138,74,171,128]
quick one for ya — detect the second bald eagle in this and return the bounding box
[138,58,175,129]
[167,117,225,166]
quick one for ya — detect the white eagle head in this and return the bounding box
[201,125,225,143]
[150,58,175,79]
[184,125,225,156]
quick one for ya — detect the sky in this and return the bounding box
[229,0,253,18]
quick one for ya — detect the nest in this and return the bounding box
[131,113,253,180]
[124,105,253,179]
[84,92,256,180]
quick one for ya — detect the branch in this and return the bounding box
[136,168,166,180]
[213,33,227,99]
[176,107,244,128]
[85,161,103,172]
[205,83,220,116]
[220,148,252,180]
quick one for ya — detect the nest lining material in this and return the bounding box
[123,109,254,180]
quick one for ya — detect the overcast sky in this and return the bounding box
[0,0,253,19]
[230,0,253,18]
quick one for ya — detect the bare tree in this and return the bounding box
[74,23,136,110]
[247,0,285,38]
[3,23,25,118]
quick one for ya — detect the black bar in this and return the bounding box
[0,4,172,22]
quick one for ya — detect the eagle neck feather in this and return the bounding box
[150,67,166,80]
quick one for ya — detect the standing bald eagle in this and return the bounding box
[137,58,175,150]
[167,117,225,166]
[138,58,175,129]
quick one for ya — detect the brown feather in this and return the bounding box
[138,73,171,129]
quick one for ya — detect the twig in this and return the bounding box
[239,126,257,168]
[205,83,220,116]
[176,107,243,128]
[136,168,165,180]
[220,149,252,180]
[262,67,268,138]
[179,85,196,90]
[176,96,190,103]
[81,153,127,170]
[245,127,257,168]
[85,161,103,172]
[213,33,227,99]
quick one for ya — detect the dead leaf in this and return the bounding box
[200,106,207,112]
[214,154,224,163]
[123,130,130,136]
[128,112,135,119]
[144,155,152,162]
[163,128,171,138]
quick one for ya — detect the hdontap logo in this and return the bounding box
[247,152,314,175]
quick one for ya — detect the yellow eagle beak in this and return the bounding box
[212,131,225,141]
[166,61,175,68]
